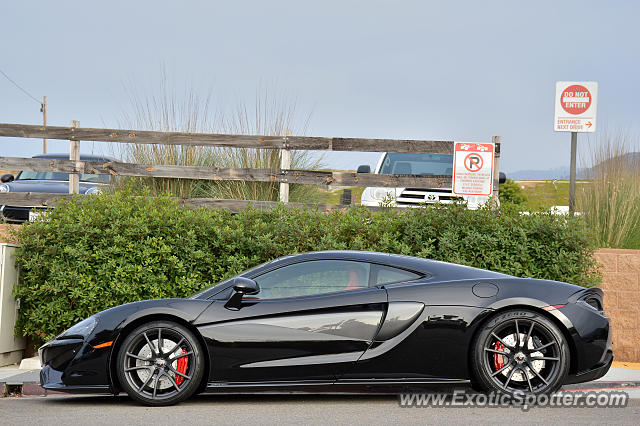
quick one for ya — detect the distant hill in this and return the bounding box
[506,152,640,181]
[506,166,582,181]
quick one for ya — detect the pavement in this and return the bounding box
[1,394,640,425]
[2,359,640,425]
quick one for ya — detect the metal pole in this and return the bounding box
[569,131,577,216]
[492,135,501,205]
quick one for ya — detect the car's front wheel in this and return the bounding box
[472,309,569,396]
[116,320,205,406]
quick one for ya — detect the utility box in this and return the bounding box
[0,244,25,366]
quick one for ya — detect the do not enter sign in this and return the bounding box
[554,81,598,133]
[561,84,592,115]
[452,143,494,196]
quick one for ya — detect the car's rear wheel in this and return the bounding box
[472,309,569,395]
[116,320,205,406]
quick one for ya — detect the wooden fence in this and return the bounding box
[0,122,501,212]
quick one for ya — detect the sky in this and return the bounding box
[1,0,639,173]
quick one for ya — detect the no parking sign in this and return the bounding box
[452,143,494,196]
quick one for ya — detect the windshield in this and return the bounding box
[379,153,454,175]
[16,170,110,184]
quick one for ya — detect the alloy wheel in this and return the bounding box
[472,310,569,395]
[117,321,203,405]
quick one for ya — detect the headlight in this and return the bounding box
[59,316,97,339]
[85,187,103,195]
[371,187,394,201]
[0,184,10,193]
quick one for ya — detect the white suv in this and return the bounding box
[358,152,505,209]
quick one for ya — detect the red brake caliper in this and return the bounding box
[174,348,188,386]
[493,341,505,370]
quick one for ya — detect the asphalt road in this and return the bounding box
[2,394,640,425]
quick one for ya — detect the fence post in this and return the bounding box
[492,135,501,204]
[41,96,47,154]
[69,120,80,194]
[279,130,291,203]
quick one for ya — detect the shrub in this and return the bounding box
[499,179,527,206]
[13,191,598,343]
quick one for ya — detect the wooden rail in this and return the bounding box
[0,122,501,211]
[0,192,385,213]
[0,156,452,188]
[0,123,478,155]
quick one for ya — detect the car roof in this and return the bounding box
[243,250,510,280]
[193,250,510,300]
[33,153,115,161]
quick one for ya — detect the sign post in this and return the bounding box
[554,81,598,216]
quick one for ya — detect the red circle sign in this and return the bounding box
[561,85,592,115]
[464,153,483,172]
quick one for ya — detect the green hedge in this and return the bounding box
[13,191,599,343]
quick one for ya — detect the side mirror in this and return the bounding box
[232,277,260,295]
[357,165,371,174]
[225,277,260,310]
[1,174,14,183]
[498,172,507,184]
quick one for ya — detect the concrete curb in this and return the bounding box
[0,381,68,397]
[3,381,640,399]
[0,369,48,397]
[562,381,640,391]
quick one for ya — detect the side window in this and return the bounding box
[253,260,370,299]
[373,264,422,285]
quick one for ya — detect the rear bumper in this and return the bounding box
[552,301,613,385]
[563,350,613,385]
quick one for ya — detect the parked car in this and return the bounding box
[39,250,611,406]
[0,153,113,223]
[358,152,506,208]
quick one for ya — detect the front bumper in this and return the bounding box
[0,205,32,223]
[40,365,111,394]
[39,337,113,394]
[0,205,48,223]
[360,199,480,209]
[360,200,444,208]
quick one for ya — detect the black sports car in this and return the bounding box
[39,251,612,406]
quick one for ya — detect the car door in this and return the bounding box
[194,259,387,384]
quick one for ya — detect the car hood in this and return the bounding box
[2,180,104,194]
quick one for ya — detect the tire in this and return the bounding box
[116,320,205,406]
[471,309,569,396]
